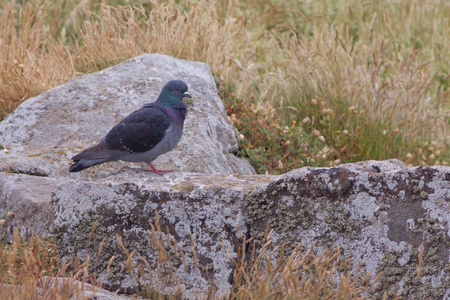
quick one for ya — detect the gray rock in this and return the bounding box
[0,172,61,241]
[0,53,254,242]
[1,278,141,299]
[51,160,450,299]
[44,277,141,300]
[246,159,450,300]
[52,170,275,298]
[0,54,255,179]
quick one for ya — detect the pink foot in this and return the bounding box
[146,163,172,176]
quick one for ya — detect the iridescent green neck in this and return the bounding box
[157,90,181,107]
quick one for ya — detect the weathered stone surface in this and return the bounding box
[51,160,450,299]
[45,277,141,300]
[0,53,254,242]
[0,172,62,241]
[52,170,274,298]
[246,159,450,300]
[1,278,141,300]
[0,53,255,179]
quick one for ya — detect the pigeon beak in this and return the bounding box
[182,93,193,105]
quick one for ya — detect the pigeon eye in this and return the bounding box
[176,88,180,91]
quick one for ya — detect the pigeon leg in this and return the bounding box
[146,163,172,175]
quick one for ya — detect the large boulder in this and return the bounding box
[0,53,255,179]
[51,160,450,299]
[52,170,274,298]
[0,53,254,241]
[0,172,63,239]
[246,160,450,300]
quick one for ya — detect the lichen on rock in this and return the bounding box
[245,160,450,299]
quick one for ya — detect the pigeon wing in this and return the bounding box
[104,105,171,153]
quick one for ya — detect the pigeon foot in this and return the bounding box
[146,163,172,175]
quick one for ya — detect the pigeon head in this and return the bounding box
[157,80,191,107]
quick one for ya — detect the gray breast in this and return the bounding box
[119,123,184,163]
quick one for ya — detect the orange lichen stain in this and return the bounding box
[27,154,42,157]
[65,146,83,152]
[171,183,194,193]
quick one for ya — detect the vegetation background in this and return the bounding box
[0,0,448,174]
[0,0,448,298]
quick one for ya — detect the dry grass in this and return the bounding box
[0,215,403,299]
[0,0,448,296]
[0,2,74,120]
[0,0,238,119]
[0,229,101,300]
[231,232,373,300]
[267,4,449,166]
[0,0,448,171]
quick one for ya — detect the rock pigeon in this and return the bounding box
[69,80,191,174]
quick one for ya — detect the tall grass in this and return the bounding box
[0,229,100,300]
[1,219,402,299]
[0,0,448,172]
[259,0,449,166]
[0,2,70,119]
[231,232,378,299]
[0,0,239,119]
[0,1,447,297]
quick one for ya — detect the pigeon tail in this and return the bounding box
[69,158,109,172]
